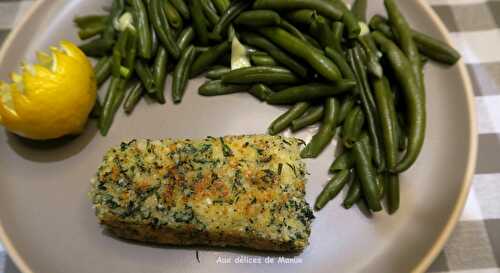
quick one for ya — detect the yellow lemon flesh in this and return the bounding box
[0,40,97,140]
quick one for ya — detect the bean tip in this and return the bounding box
[268,128,278,136]
[99,127,109,137]
[342,203,353,209]
[313,202,324,211]
[300,148,317,159]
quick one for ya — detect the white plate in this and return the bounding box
[0,1,477,273]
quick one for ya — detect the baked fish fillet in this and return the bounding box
[89,135,314,251]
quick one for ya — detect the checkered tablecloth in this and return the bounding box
[0,0,499,272]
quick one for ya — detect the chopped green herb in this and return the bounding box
[220,137,233,157]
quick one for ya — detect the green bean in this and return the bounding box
[373,77,399,170]
[206,66,230,79]
[325,47,355,80]
[342,175,361,209]
[135,60,156,94]
[268,102,310,135]
[194,44,211,52]
[172,45,196,103]
[234,10,281,27]
[197,47,211,53]
[94,57,112,87]
[348,47,384,169]
[350,47,376,101]
[271,84,293,92]
[386,174,400,214]
[361,32,381,58]
[78,24,106,40]
[309,15,336,48]
[385,0,422,90]
[248,84,274,101]
[129,0,152,59]
[194,47,210,54]
[149,0,181,59]
[123,81,144,114]
[99,77,126,136]
[195,46,210,54]
[201,0,220,26]
[369,15,460,65]
[198,80,250,96]
[102,0,124,41]
[267,81,356,105]
[325,0,360,39]
[252,51,269,58]
[190,0,210,45]
[369,15,394,37]
[358,132,373,161]
[74,15,108,29]
[396,112,408,151]
[152,47,169,103]
[79,38,115,57]
[338,95,356,124]
[343,106,365,148]
[250,54,278,66]
[190,41,230,77]
[119,28,132,55]
[165,0,184,29]
[392,105,402,147]
[353,141,382,212]
[196,42,219,52]
[373,32,425,173]
[331,22,344,53]
[176,27,195,50]
[302,33,322,51]
[351,0,367,21]
[329,151,354,173]
[414,31,461,65]
[111,80,127,108]
[221,66,300,85]
[125,29,138,75]
[291,106,324,132]
[260,27,342,82]
[377,173,387,199]
[206,0,218,16]
[170,0,190,20]
[78,27,104,41]
[151,24,159,56]
[211,0,252,41]
[301,98,339,158]
[315,170,351,210]
[279,19,310,45]
[239,32,308,78]
[112,29,129,77]
[253,0,343,21]
[286,9,316,26]
[359,35,383,78]
[211,0,229,14]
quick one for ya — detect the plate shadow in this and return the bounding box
[5,120,99,163]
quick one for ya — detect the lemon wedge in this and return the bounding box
[0,40,97,140]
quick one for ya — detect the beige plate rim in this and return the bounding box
[0,0,478,272]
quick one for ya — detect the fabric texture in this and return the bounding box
[0,0,499,272]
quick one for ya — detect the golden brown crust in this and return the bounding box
[90,135,313,252]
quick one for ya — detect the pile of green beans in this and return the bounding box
[75,0,461,216]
